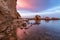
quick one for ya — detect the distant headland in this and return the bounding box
[20,15,60,21]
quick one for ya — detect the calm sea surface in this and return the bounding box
[17,20,60,40]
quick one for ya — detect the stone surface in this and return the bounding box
[0,0,21,40]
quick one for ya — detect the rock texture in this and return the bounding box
[0,0,21,40]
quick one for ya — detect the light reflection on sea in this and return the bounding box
[16,20,60,40]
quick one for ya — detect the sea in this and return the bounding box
[16,18,60,40]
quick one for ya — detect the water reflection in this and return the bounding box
[35,20,41,24]
[16,20,60,40]
[29,20,52,25]
[44,20,50,23]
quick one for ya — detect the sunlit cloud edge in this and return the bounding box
[17,6,60,17]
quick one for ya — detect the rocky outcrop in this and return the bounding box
[0,0,21,40]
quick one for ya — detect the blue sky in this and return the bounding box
[49,0,60,7]
[17,0,60,17]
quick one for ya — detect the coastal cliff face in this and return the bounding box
[0,0,20,19]
[0,0,21,40]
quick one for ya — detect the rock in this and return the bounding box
[0,0,21,19]
[0,0,21,40]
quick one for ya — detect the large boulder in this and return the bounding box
[0,0,21,40]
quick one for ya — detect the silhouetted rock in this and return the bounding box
[51,17,60,20]
[35,15,41,20]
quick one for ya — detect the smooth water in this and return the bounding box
[17,20,60,40]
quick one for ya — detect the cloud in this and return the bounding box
[40,6,60,14]
[17,6,60,17]
[17,0,49,12]
[17,0,31,9]
[17,0,60,13]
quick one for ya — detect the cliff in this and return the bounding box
[0,0,21,40]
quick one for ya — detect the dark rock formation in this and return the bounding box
[0,0,21,40]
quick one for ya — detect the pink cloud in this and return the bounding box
[17,0,32,9]
[16,0,49,12]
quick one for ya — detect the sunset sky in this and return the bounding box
[16,0,60,17]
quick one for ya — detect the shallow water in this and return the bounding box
[16,20,60,40]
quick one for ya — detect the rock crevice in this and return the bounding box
[0,0,21,40]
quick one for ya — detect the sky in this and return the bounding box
[16,0,60,17]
